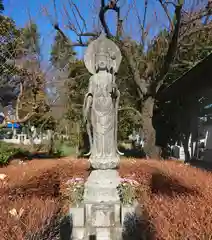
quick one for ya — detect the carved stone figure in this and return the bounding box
[83,33,122,169]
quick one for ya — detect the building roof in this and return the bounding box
[157,52,212,101]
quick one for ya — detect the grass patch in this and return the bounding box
[0,142,30,166]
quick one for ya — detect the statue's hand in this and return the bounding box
[111,84,117,99]
[83,114,87,124]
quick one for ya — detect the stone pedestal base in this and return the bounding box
[70,202,140,240]
[69,169,141,239]
[83,170,121,203]
[90,155,120,169]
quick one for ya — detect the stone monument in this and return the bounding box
[83,32,122,170]
[70,33,139,240]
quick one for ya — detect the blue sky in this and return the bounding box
[3,0,176,63]
[3,0,206,63]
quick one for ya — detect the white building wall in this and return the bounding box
[205,125,212,149]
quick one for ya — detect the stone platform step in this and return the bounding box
[70,203,121,228]
[70,201,140,240]
[72,226,122,240]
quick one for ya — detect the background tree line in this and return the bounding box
[1,0,212,159]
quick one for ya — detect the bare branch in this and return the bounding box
[41,6,56,27]
[181,7,212,26]
[63,4,79,36]
[69,2,83,34]
[165,1,177,7]
[179,22,212,42]
[15,82,36,123]
[142,0,149,44]
[132,0,148,45]
[43,3,84,46]
[156,2,183,92]
[158,0,174,31]
[48,2,99,48]
[52,0,58,25]
[80,32,99,37]
[120,41,146,98]
[53,22,89,47]
[68,0,87,31]
[99,0,121,37]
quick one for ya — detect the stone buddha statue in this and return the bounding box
[83,33,122,169]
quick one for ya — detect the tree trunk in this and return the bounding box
[48,130,54,156]
[78,130,90,156]
[141,97,158,158]
[182,134,190,163]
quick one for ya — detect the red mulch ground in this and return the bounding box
[0,158,89,240]
[119,159,212,239]
[1,158,212,239]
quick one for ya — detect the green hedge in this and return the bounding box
[0,142,30,166]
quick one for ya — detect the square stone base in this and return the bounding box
[72,227,122,240]
[70,201,140,240]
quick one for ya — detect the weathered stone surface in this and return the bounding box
[114,203,121,225]
[83,33,122,170]
[72,227,85,240]
[84,33,122,75]
[95,227,122,240]
[89,155,120,170]
[111,227,123,240]
[85,203,92,221]
[96,228,111,240]
[70,203,124,239]
[69,206,85,227]
[85,203,121,227]
[91,204,114,227]
[70,34,127,240]
[83,170,121,203]
[86,227,96,239]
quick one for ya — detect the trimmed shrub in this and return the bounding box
[0,142,30,166]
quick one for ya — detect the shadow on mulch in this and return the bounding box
[3,203,155,240]
[60,215,72,240]
[189,159,212,172]
[151,172,199,197]
[25,212,72,240]
[29,152,64,159]
[122,208,156,240]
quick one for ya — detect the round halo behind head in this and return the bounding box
[84,33,122,74]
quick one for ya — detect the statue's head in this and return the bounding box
[95,48,112,72]
[84,33,122,75]
[95,54,107,71]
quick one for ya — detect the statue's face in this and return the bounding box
[97,55,107,70]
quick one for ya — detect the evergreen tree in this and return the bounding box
[50,32,76,69]
[0,0,4,14]
[0,9,21,106]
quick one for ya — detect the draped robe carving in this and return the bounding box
[84,71,121,169]
[83,33,122,169]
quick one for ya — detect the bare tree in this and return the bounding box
[0,63,45,128]
[47,0,212,157]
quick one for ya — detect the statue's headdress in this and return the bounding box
[84,33,122,74]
